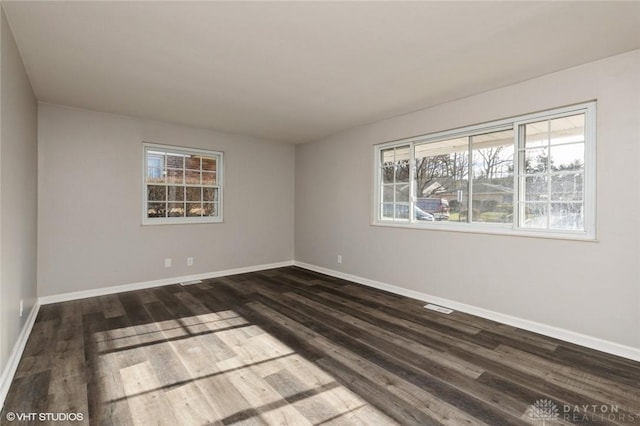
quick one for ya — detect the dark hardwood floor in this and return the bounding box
[2,266,639,425]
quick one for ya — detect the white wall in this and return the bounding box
[38,104,295,297]
[0,7,38,377]
[295,50,640,350]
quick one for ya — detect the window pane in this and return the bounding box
[521,203,548,229]
[167,169,183,184]
[381,148,395,165]
[550,203,583,230]
[203,203,217,217]
[185,156,201,170]
[550,114,584,145]
[203,188,218,202]
[395,165,410,183]
[168,203,184,217]
[186,187,202,202]
[146,153,165,183]
[415,137,467,221]
[382,185,394,203]
[148,185,165,201]
[395,203,410,220]
[381,203,410,221]
[395,146,410,183]
[202,172,216,185]
[167,154,184,168]
[146,168,164,183]
[395,145,410,161]
[147,202,166,218]
[551,173,583,201]
[167,186,184,202]
[550,143,584,171]
[396,184,410,203]
[382,167,394,184]
[524,148,548,174]
[524,176,548,201]
[187,203,203,217]
[471,130,514,223]
[524,121,548,148]
[202,157,217,172]
[185,170,201,185]
[381,203,394,220]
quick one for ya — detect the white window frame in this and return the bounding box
[142,142,224,225]
[373,102,596,240]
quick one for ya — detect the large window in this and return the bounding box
[143,143,223,225]
[374,103,595,239]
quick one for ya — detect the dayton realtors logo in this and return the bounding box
[526,399,639,424]
[526,399,560,425]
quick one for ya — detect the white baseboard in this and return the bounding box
[39,260,295,305]
[0,301,41,411]
[294,261,640,362]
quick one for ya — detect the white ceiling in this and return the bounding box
[3,1,640,144]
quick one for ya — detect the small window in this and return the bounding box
[143,143,223,225]
[374,102,595,240]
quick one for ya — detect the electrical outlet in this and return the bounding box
[20,299,23,317]
[337,255,343,264]
[164,258,172,268]
[187,257,194,266]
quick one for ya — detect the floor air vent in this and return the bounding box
[424,303,454,314]
[180,280,202,286]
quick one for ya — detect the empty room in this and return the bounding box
[1,1,639,425]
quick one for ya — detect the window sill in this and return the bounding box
[371,220,597,242]
[142,217,223,226]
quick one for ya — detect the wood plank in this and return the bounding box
[223,366,313,426]
[119,361,179,425]
[163,382,222,426]
[99,294,126,319]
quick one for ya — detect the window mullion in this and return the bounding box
[584,103,596,238]
[467,136,473,223]
[545,120,552,230]
[514,124,522,229]
[392,147,397,220]
[410,142,416,223]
